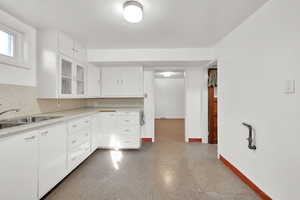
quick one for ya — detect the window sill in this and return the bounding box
[0,58,30,70]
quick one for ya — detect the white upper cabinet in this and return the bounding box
[58,32,74,59]
[87,64,101,98]
[58,32,87,62]
[101,66,144,98]
[76,63,86,96]
[74,41,87,62]
[37,30,87,98]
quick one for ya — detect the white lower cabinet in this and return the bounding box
[67,117,92,172]
[99,111,141,149]
[38,124,67,198]
[0,111,141,199]
[91,113,102,151]
[0,131,38,200]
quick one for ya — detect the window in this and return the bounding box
[0,23,25,68]
[0,29,14,57]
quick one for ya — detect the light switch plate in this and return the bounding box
[285,80,295,94]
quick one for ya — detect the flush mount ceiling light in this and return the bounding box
[160,72,177,77]
[123,1,143,23]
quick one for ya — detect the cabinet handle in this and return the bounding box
[85,120,89,123]
[72,125,77,128]
[24,136,36,141]
[125,120,130,122]
[124,129,130,132]
[41,131,48,136]
[72,140,77,144]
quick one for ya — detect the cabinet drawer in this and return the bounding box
[119,126,140,136]
[118,111,139,116]
[118,115,140,126]
[68,142,90,170]
[69,131,90,150]
[68,117,91,133]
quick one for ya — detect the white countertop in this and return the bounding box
[0,107,143,139]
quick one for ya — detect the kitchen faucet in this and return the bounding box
[0,108,20,116]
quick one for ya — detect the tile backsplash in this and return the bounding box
[87,98,144,108]
[0,84,87,119]
[0,84,144,120]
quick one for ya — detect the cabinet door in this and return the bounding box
[121,67,144,97]
[60,56,75,98]
[0,132,38,200]
[91,113,101,151]
[58,32,74,58]
[38,124,67,198]
[87,65,101,97]
[101,67,122,97]
[99,112,118,148]
[75,64,86,96]
[74,42,87,62]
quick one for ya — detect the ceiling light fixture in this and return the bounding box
[160,72,177,77]
[123,1,143,23]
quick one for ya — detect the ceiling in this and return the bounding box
[0,0,268,49]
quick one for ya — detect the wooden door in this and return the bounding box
[208,69,218,144]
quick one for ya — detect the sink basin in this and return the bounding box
[0,116,63,130]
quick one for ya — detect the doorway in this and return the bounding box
[208,69,218,144]
[154,71,185,143]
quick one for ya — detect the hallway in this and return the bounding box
[155,119,185,143]
[43,139,259,199]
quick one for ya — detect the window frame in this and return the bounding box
[0,23,25,68]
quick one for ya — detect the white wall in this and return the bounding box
[88,48,213,63]
[0,9,37,87]
[215,0,300,199]
[155,78,185,119]
[185,68,208,142]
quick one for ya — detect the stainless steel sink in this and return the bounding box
[0,116,63,130]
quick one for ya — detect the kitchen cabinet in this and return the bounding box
[58,32,74,59]
[37,30,87,98]
[87,65,101,97]
[59,56,87,98]
[58,32,87,62]
[0,131,38,200]
[67,117,92,171]
[38,123,67,198]
[76,63,86,96]
[101,67,144,97]
[99,111,141,149]
[74,41,87,62]
[91,113,102,151]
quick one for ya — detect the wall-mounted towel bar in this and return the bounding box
[242,122,257,150]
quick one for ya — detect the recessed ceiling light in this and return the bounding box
[159,72,177,77]
[123,1,143,23]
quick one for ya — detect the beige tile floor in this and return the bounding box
[43,120,260,200]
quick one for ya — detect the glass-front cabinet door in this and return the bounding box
[60,57,73,97]
[76,64,85,96]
